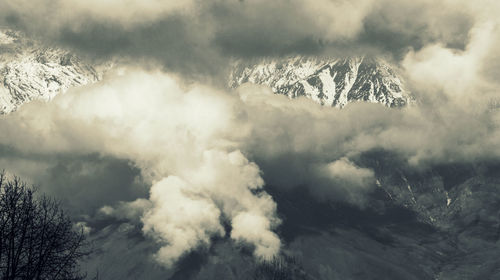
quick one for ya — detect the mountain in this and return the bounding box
[2,31,497,279]
[82,160,500,280]
[1,32,411,114]
[229,56,413,108]
[0,29,101,114]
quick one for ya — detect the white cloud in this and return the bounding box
[0,69,281,266]
[3,26,500,265]
[402,22,497,106]
[141,150,281,266]
[312,157,375,205]
[231,212,281,260]
[142,176,225,267]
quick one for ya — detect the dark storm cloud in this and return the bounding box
[0,70,283,266]
[1,0,222,79]
[209,0,327,57]
[41,155,147,216]
[211,0,475,59]
[54,18,225,80]
[0,145,147,217]
[2,37,500,266]
[358,0,475,56]
[1,0,500,272]
[0,0,478,79]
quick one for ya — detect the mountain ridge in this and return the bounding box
[0,29,101,114]
[229,56,414,108]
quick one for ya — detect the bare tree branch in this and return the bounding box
[0,174,90,280]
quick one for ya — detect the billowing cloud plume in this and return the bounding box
[2,16,500,266]
[0,68,283,266]
[143,176,225,267]
[141,150,280,266]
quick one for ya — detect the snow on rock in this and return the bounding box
[0,29,101,114]
[229,56,413,108]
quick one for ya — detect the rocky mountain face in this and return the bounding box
[1,33,411,114]
[229,56,413,108]
[1,31,497,279]
[79,157,500,280]
[353,153,500,280]
[0,30,101,114]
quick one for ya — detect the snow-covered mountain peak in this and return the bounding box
[229,56,413,108]
[0,29,101,114]
[1,29,413,114]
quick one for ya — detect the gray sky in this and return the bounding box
[1,0,500,278]
[1,0,482,81]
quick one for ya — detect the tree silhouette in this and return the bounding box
[0,172,90,280]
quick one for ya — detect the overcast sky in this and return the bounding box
[1,0,500,278]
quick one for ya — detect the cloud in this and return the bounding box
[239,83,500,174]
[2,19,500,266]
[0,146,147,217]
[311,158,375,205]
[142,176,225,268]
[140,150,280,266]
[99,198,152,222]
[0,0,483,79]
[402,22,497,107]
[74,221,92,236]
[0,68,282,266]
[358,0,475,55]
[98,149,281,267]
[231,212,281,260]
